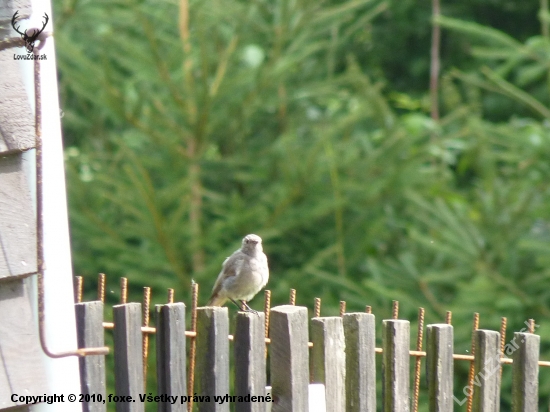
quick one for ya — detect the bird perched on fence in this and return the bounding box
[207,234,269,312]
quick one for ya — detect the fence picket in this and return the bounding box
[382,320,410,412]
[311,316,346,412]
[155,303,187,412]
[195,307,230,412]
[113,302,144,412]
[473,329,501,412]
[270,305,309,412]
[426,324,453,412]
[512,332,539,412]
[76,301,106,412]
[234,311,267,412]
[343,313,376,412]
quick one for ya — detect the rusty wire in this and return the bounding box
[264,290,271,358]
[75,276,83,303]
[289,289,296,305]
[33,35,107,358]
[98,273,106,303]
[188,282,199,412]
[529,319,535,333]
[142,287,151,390]
[412,308,425,412]
[466,313,480,412]
[120,277,128,304]
[339,301,346,317]
[314,298,321,318]
[392,300,399,319]
[91,278,550,369]
[500,317,507,378]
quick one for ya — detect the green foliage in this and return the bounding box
[53,0,550,410]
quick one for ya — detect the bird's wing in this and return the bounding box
[209,252,243,298]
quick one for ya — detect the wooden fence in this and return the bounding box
[74,275,544,412]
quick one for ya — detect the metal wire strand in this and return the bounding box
[466,313,480,412]
[98,273,106,303]
[392,300,399,319]
[314,298,321,318]
[188,282,199,412]
[412,308,425,412]
[339,301,346,317]
[142,287,151,389]
[289,289,296,305]
[75,276,83,303]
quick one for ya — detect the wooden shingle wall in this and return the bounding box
[0,0,49,408]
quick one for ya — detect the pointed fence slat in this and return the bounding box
[75,301,106,412]
[156,303,187,412]
[512,332,539,412]
[195,307,230,412]
[382,320,410,412]
[311,316,346,412]
[426,324,453,412]
[75,292,548,412]
[343,313,376,412]
[473,330,501,412]
[113,302,144,412]
[270,305,309,412]
[234,311,267,412]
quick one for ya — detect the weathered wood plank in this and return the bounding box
[473,329,501,412]
[311,316,345,412]
[0,49,35,153]
[382,319,410,412]
[343,313,376,412]
[512,332,539,412]
[234,311,267,412]
[75,301,106,412]
[0,0,31,23]
[269,305,309,412]
[426,324,453,412]
[0,154,37,279]
[155,303,187,412]
[0,278,48,409]
[195,307,230,412]
[113,302,144,412]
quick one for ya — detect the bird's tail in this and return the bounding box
[207,293,227,306]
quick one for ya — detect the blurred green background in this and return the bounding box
[53,0,550,410]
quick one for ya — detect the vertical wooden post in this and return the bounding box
[113,302,144,412]
[195,307,230,412]
[512,332,539,412]
[270,305,309,412]
[75,301,106,412]
[382,320,410,412]
[343,313,376,412]
[234,311,267,412]
[426,324,454,412]
[311,317,345,412]
[156,303,187,412]
[473,330,501,412]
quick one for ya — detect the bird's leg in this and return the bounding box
[240,300,259,315]
[229,299,259,315]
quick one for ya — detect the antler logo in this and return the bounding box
[11,11,49,53]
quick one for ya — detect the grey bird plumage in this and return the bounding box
[207,234,269,309]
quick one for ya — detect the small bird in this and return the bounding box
[207,234,269,312]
